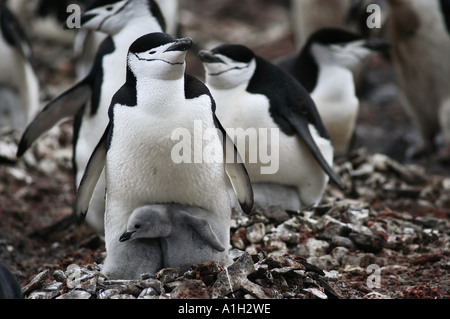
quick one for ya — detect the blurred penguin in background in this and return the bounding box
[290,0,353,49]
[0,0,40,132]
[73,0,180,79]
[386,0,450,161]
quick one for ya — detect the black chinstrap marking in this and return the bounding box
[133,53,184,65]
[208,64,250,76]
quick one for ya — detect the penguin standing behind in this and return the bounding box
[199,44,344,211]
[0,0,39,132]
[17,0,167,234]
[74,0,180,79]
[275,28,390,156]
[385,0,450,161]
[290,0,352,48]
[74,33,253,278]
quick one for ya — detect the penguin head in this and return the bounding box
[119,205,172,242]
[198,44,257,89]
[306,28,390,69]
[127,32,192,80]
[80,0,164,34]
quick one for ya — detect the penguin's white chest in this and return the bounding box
[105,94,231,245]
[310,66,359,154]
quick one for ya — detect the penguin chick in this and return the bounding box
[0,0,40,132]
[74,33,253,277]
[276,28,390,156]
[17,0,166,234]
[119,204,228,274]
[199,44,344,211]
[101,228,162,279]
[385,0,450,161]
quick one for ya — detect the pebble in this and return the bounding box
[246,222,266,243]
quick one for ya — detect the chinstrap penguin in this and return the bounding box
[385,0,450,161]
[74,32,253,278]
[119,204,228,274]
[0,0,40,132]
[16,0,166,234]
[199,44,344,211]
[73,0,180,80]
[275,28,390,156]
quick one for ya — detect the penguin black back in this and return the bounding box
[248,50,330,141]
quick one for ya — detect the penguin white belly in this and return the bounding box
[105,100,231,248]
[311,89,359,156]
[214,89,332,208]
[311,66,359,156]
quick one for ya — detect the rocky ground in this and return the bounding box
[1,0,449,301]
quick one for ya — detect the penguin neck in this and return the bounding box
[312,63,356,100]
[135,73,186,114]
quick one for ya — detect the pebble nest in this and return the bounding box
[14,149,450,300]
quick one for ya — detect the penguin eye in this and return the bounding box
[105,6,114,11]
[134,224,141,229]
[149,51,156,55]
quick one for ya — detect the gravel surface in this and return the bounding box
[0,0,449,302]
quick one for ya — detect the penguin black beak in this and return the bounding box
[364,38,391,51]
[198,50,225,64]
[119,230,135,242]
[165,38,193,52]
[79,13,97,27]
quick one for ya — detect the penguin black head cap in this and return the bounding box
[307,28,364,46]
[211,44,255,63]
[129,32,179,54]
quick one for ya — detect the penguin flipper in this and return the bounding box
[74,124,109,224]
[178,211,226,252]
[288,113,345,190]
[214,115,254,214]
[17,78,91,157]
